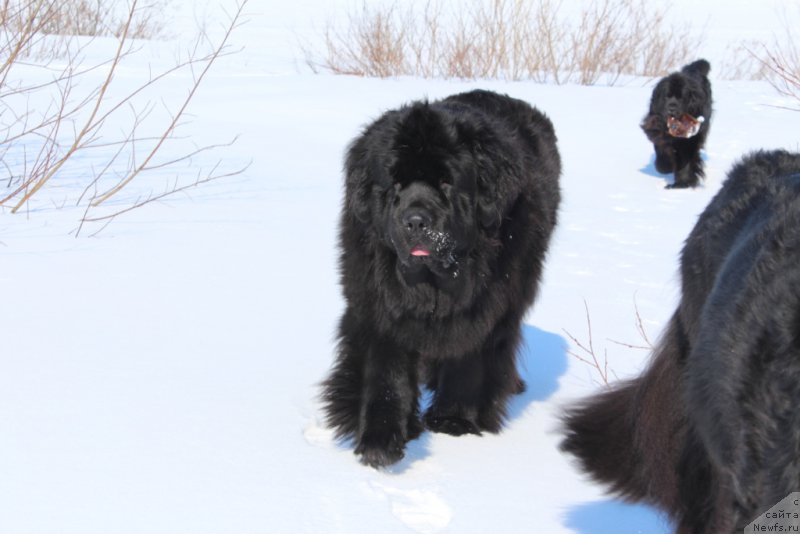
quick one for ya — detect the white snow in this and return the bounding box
[1,1,799,533]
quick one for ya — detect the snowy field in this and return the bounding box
[1,1,799,533]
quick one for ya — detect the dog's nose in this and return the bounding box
[401,207,432,233]
[666,98,680,116]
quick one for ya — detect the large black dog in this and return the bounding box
[561,150,800,532]
[322,90,561,468]
[641,59,712,188]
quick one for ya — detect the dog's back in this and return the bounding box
[681,59,710,78]
[682,151,800,525]
[441,90,560,178]
[562,150,800,532]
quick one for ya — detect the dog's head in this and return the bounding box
[659,75,702,120]
[344,102,502,286]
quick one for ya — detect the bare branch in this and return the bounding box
[563,300,613,387]
[8,0,141,213]
[303,0,700,84]
[90,0,248,206]
[607,293,654,350]
[77,160,251,231]
[2,0,249,232]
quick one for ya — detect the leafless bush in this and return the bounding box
[718,41,770,81]
[303,0,701,84]
[753,22,800,109]
[563,301,614,387]
[607,296,654,351]
[0,0,249,234]
[0,0,167,39]
[564,298,654,388]
[719,5,800,91]
[314,2,410,77]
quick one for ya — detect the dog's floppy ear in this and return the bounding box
[344,111,401,224]
[641,114,661,133]
[455,123,504,231]
[344,141,372,223]
[640,114,664,143]
[466,142,500,229]
[477,185,502,230]
[345,134,396,224]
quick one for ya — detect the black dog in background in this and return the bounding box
[561,150,800,532]
[641,59,712,188]
[321,90,561,468]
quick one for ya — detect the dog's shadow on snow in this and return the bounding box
[639,156,666,180]
[564,499,673,534]
[638,151,710,187]
[639,155,673,188]
[507,324,568,418]
[390,324,568,473]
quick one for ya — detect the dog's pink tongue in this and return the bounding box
[411,246,430,257]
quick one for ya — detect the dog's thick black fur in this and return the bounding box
[641,59,712,188]
[321,90,561,468]
[561,150,800,532]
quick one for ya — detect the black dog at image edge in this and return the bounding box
[321,90,561,468]
[641,59,712,188]
[561,150,800,532]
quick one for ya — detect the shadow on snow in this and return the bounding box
[389,323,568,472]
[638,151,710,188]
[564,499,673,534]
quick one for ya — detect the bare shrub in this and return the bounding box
[719,5,800,89]
[0,0,249,234]
[303,0,701,84]
[564,298,654,388]
[0,0,168,40]
[563,301,615,387]
[718,41,770,81]
[315,2,409,77]
[753,21,800,109]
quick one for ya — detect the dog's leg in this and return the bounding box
[424,350,485,435]
[671,139,704,188]
[321,310,364,440]
[653,144,676,175]
[672,161,703,188]
[355,338,420,467]
[322,308,421,467]
[425,317,523,435]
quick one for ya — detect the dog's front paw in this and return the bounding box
[355,429,406,468]
[424,412,481,436]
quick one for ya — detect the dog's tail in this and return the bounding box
[560,379,646,500]
[682,59,711,77]
[560,312,689,510]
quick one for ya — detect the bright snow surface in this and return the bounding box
[1,1,798,533]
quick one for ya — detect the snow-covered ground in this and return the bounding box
[1,1,799,533]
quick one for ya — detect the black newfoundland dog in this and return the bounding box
[641,59,712,188]
[561,150,800,532]
[322,90,561,468]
